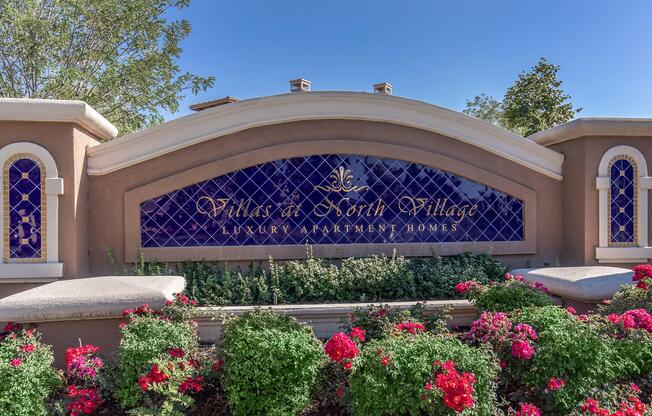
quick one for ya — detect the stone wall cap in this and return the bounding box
[0,98,118,140]
[0,275,185,323]
[195,299,474,318]
[529,118,652,146]
[511,266,633,302]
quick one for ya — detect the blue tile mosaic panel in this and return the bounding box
[609,157,637,245]
[6,158,43,260]
[140,155,524,247]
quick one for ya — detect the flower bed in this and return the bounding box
[3,266,652,415]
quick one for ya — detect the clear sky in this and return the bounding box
[164,0,652,121]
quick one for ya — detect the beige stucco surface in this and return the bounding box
[88,119,563,273]
[0,275,185,322]
[551,136,652,265]
[0,121,97,281]
[512,266,633,301]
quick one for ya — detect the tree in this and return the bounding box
[502,58,581,136]
[463,93,504,127]
[464,58,581,136]
[0,0,214,136]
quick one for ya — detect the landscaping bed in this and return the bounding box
[3,266,652,415]
[138,252,510,306]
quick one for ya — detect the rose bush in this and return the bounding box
[458,273,554,312]
[114,294,200,414]
[0,323,60,416]
[349,333,499,416]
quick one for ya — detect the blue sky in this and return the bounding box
[164,0,652,120]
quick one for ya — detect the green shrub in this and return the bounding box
[409,253,508,299]
[222,309,324,416]
[349,334,499,416]
[598,284,651,315]
[0,326,61,416]
[341,303,433,342]
[467,278,554,312]
[114,316,198,409]
[178,252,507,306]
[513,306,631,412]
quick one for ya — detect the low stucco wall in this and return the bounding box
[195,299,478,342]
[4,299,478,368]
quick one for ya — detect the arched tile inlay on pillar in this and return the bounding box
[0,142,63,279]
[596,145,652,263]
[4,155,46,261]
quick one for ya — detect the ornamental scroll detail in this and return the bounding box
[314,166,369,193]
[140,154,524,248]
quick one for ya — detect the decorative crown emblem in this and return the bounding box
[314,166,368,193]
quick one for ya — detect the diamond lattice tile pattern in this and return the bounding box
[610,158,636,244]
[8,158,42,259]
[140,155,524,247]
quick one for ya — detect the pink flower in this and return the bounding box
[342,361,352,370]
[424,382,433,391]
[512,323,538,341]
[566,307,577,315]
[547,377,565,391]
[349,326,366,342]
[505,273,524,282]
[465,312,512,344]
[169,348,186,358]
[454,281,482,294]
[21,344,34,353]
[9,358,22,367]
[178,375,203,394]
[324,333,359,363]
[212,359,224,372]
[380,356,390,366]
[434,360,476,412]
[511,340,535,360]
[336,387,344,398]
[394,321,425,334]
[631,383,641,393]
[3,322,21,332]
[515,402,541,416]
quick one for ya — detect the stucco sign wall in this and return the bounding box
[139,154,524,248]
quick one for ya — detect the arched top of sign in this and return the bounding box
[140,155,524,248]
[140,154,524,248]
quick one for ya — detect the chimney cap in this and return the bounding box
[189,96,239,111]
[290,78,311,92]
[373,82,393,95]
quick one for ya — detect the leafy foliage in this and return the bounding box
[598,284,652,315]
[502,57,581,136]
[467,279,554,312]
[222,309,325,416]
[178,252,507,306]
[0,0,214,134]
[513,306,631,412]
[463,93,504,126]
[0,327,61,416]
[348,334,499,416]
[464,57,580,136]
[114,316,198,409]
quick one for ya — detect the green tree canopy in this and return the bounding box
[464,57,581,137]
[0,0,214,136]
[463,93,503,127]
